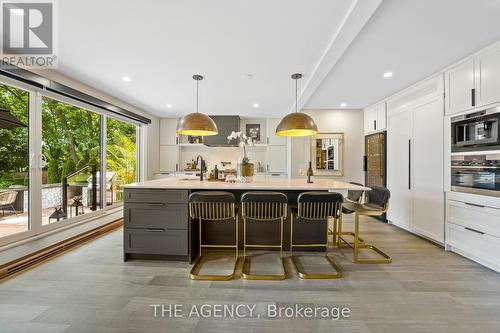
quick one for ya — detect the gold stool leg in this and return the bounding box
[352,212,392,264]
[337,211,365,248]
[290,214,342,279]
[291,254,342,279]
[242,216,287,280]
[190,216,239,281]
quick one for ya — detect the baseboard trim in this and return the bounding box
[0,219,123,281]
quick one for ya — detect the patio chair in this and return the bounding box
[0,190,19,218]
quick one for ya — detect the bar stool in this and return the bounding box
[339,186,392,264]
[290,192,343,279]
[241,191,287,280]
[188,191,238,280]
[335,182,365,247]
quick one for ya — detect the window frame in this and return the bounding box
[0,77,143,247]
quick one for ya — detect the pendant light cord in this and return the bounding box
[196,79,199,113]
[295,77,298,113]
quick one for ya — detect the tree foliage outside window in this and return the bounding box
[0,84,138,190]
[0,84,29,188]
[42,97,101,184]
[107,118,137,202]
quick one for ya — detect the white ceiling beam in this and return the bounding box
[296,0,383,112]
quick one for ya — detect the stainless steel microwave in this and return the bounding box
[451,107,500,153]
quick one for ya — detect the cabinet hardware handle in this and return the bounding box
[465,227,485,235]
[408,139,411,190]
[363,155,367,172]
[471,88,476,107]
[175,163,178,171]
[267,137,269,144]
[271,173,280,176]
[146,228,165,232]
[374,120,376,130]
[267,164,269,172]
[464,202,484,208]
[146,203,165,206]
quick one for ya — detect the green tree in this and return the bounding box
[0,83,137,190]
[0,84,29,187]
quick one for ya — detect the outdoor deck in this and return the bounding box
[0,206,94,239]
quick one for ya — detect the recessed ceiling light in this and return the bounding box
[340,103,347,107]
[166,104,173,108]
[383,71,393,78]
[253,103,259,108]
[122,76,131,82]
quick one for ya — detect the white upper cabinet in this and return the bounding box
[159,145,178,172]
[445,59,475,115]
[267,118,286,145]
[267,145,287,173]
[159,118,178,145]
[376,103,387,130]
[364,102,386,134]
[446,42,500,115]
[475,43,500,107]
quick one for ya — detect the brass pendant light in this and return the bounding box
[275,73,318,137]
[176,75,218,136]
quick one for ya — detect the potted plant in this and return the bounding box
[227,131,255,182]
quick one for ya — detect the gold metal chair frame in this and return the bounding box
[290,201,343,279]
[189,201,239,281]
[333,198,365,248]
[241,201,287,280]
[338,202,392,264]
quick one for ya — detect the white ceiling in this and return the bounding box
[305,0,500,109]
[55,0,500,118]
[56,0,364,118]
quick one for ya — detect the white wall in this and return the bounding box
[291,109,364,183]
[30,69,160,181]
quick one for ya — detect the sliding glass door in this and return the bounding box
[0,77,142,246]
[0,83,30,239]
[106,117,138,205]
[41,96,102,226]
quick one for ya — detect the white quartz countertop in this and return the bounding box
[124,178,370,191]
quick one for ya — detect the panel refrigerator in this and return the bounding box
[364,131,387,221]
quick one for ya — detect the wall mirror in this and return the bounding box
[309,132,344,176]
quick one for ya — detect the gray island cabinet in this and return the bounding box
[123,178,370,262]
[123,188,193,262]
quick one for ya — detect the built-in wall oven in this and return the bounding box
[451,154,500,197]
[451,107,500,152]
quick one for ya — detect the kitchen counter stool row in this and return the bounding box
[188,186,392,281]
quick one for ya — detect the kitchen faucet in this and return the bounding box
[196,155,205,181]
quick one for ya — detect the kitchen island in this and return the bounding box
[123,178,368,262]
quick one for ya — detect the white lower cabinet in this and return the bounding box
[154,172,176,180]
[446,197,500,272]
[447,199,500,238]
[447,222,500,273]
[266,172,287,179]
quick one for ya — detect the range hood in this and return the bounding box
[203,116,240,147]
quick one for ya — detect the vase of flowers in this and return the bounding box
[227,131,255,182]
